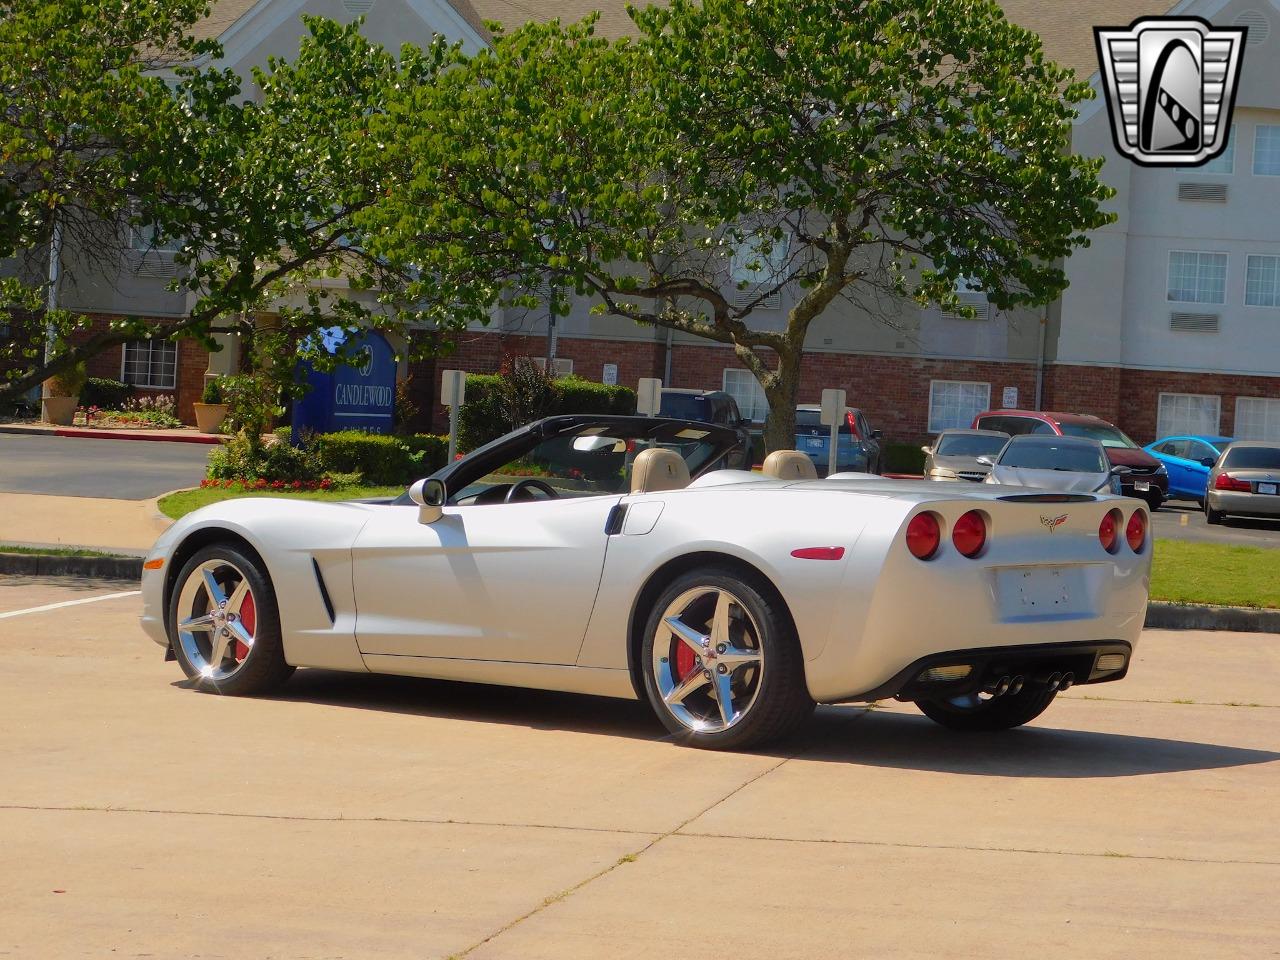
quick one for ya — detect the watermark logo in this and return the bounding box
[1094,17,1246,167]
[1040,514,1068,532]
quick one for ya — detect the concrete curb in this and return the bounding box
[1145,602,1280,634]
[0,424,223,444]
[0,552,143,581]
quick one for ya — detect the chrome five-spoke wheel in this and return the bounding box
[652,585,765,733]
[641,567,813,750]
[175,559,258,681]
[167,544,293,695]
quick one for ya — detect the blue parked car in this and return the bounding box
[793,404,883,475]
[1144,435,1233,504]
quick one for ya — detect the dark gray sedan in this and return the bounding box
[922,428,1010,481]
[1205,442,1280,524]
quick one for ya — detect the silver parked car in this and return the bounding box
[982,435,1123,495]
[922,428,1010,481]
[1205,441,1280,525]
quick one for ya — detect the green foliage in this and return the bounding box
[458,363,636,451]
[310,431,417,486]
[208,434,322,483]
[403,433,450,474]
[201,378,225,405]
[883,442,927,475]
[363,0,1114,452]
[45,362,87,398]
[394,375,420,434]
[81,378,133,410]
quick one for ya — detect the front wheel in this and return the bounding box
[167,544,294,696]
[1144,493,1163,512]
[640,567,813,750]
[914,685,1057,732]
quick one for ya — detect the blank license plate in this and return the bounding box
[1133,481,1150,492]
[996,567,1088,621]
[1259,482,1278,495]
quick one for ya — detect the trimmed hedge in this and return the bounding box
[81,378,133,410]
[458,372,636,452]
[883,441,926,475]
[309,430,449,485]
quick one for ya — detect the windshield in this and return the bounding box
[1222,446,1280,470]
[999,440,1107,473]
[795,409,852,436]
[1059,422,1137,449]
[936,433,1007,457]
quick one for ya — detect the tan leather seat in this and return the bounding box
[630,448,691,493]
[762,449,818,481]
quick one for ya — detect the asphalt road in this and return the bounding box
[1153,499,1280,548]
[0,434,211,500]
[1,577,1277,959]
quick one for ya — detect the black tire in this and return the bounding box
[640,566,813,750]
[167,543,294,696]
[914,686,1057,732]
[1205,503,1225,525]
[1144,493,1163,512]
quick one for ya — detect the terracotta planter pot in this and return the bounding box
[42,395,79,426]
[193,402,229,434]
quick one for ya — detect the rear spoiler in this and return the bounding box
[996,493,1097,503]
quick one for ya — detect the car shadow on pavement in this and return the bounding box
[228,669,1280,778]
[789,705,1280,778]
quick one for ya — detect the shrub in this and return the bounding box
[883,441,926,475]
[45,362,87,398]
[557,375,635,416]
[404,433,449,475]
[310,430,418,485]
[81,378,133,410]
[208,433,322,483]
[201,377,225,404]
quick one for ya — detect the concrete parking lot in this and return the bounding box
[1,576,1278,959]
[1153,500,1280,548]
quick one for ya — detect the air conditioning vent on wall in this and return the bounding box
[1170,312,1220,333]
[941,292,992,321]
[1234,10,1270,44]
[343,0,375,13]
[131,253,178,279]
[731,288,781,310]
[1178,182,1228,202]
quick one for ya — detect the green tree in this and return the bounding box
[1,11,452,403]
[365,0,1114,452]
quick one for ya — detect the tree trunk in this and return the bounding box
[761,347,802,455]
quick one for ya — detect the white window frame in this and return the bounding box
[1244,254,1280,307]
[1156,393,1221,438]
[722,368,769,423]
[1167,250,1228,304]
[1235,397,1280,442]
[121,339,178,389]
[1252,124,1280,176]
[729,234,790,309]
[927,380,991,434]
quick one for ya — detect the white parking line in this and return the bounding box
[0,590,140,620]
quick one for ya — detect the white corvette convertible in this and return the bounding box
[141,415,1151,750]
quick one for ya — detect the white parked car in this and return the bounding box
[141,416,1151,750]
[983,435,1124,495]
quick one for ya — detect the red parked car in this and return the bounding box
[970,410,1167,510]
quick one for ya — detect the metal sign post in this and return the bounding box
[820,388,847,477]
[441,369,466,463]
[636,377,662,416]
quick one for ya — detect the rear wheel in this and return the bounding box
[914,686,1057,732]
[1205,502,1225,525]
[641,567,813,750]
[167,544,294,696]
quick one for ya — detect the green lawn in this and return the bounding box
[0,544,133,559]
[158,485,405,520]
[1150,540,1280,609]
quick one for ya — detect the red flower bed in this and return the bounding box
[199,478,334,491]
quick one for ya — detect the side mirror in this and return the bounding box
[409,477,447,524]
[871,429,884,440]
[976,455,994,467]
[920,445,933,456]
[1200,457,1216,468]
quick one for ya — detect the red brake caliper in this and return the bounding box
[674,638,696,681]
[236,590,255,661]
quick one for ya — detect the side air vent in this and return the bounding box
[1234,10,1270,44]
[312,558,335,623]
[1170,312,1220,333]
[1178,182,1228,202]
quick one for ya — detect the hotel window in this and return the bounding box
[122,339,177,389]
[1156,393,1221,437]
[1245,255,1280,306]
[928,380,990,433]
[1253,125,1280,175]
[1235,397,1280,442]
[722,368,769,422]
[1167,251,1227,304]
[131,222,182,254]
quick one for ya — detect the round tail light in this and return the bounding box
[952,510,987,558]
[1099,508,1122,553]
[906,512,942,560]
[1125,510,1147,553]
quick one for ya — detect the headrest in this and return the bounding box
[761,449,818,481]
[630,447,691,494]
